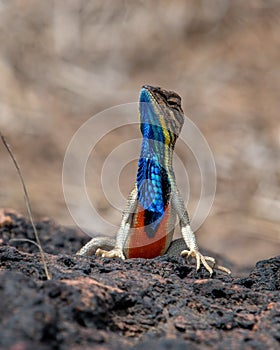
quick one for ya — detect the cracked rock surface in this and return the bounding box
[0,209,279,350]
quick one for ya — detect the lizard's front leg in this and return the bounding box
[171,187,231,276]
[95,185,138,260]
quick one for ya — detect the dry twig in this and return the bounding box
[0,132,51,280]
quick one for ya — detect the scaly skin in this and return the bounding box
[77,85,231,276]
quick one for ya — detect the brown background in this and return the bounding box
[0,0,279,268]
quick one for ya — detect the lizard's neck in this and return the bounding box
[138,93,180,176]
[136,124,174,221]
[139,134,174,170]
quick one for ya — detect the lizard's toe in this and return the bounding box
[181,249,213,276]
[96,248,125,260]
[180,249,231,276]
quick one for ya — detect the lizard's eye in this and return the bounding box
[168,99,178,106]
[167,97,181,109]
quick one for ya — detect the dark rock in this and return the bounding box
[0,210,279,350]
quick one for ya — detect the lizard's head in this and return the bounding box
[139,85,184,148]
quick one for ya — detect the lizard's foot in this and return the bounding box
[96,248,125,260]
[180,249,231,276]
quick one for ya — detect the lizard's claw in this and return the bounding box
[181,249,214,276]
[180,250,231,276]
[96,248,125,260]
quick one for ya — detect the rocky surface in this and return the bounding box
[0,209,279,350]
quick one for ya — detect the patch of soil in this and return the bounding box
[0,209,279,350]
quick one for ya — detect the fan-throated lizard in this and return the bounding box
[77,85,230,276]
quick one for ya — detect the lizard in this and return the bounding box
[77,85,231,276]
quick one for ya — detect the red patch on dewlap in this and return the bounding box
[127,204,170,258]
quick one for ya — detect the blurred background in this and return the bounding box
[0,0,279,268]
